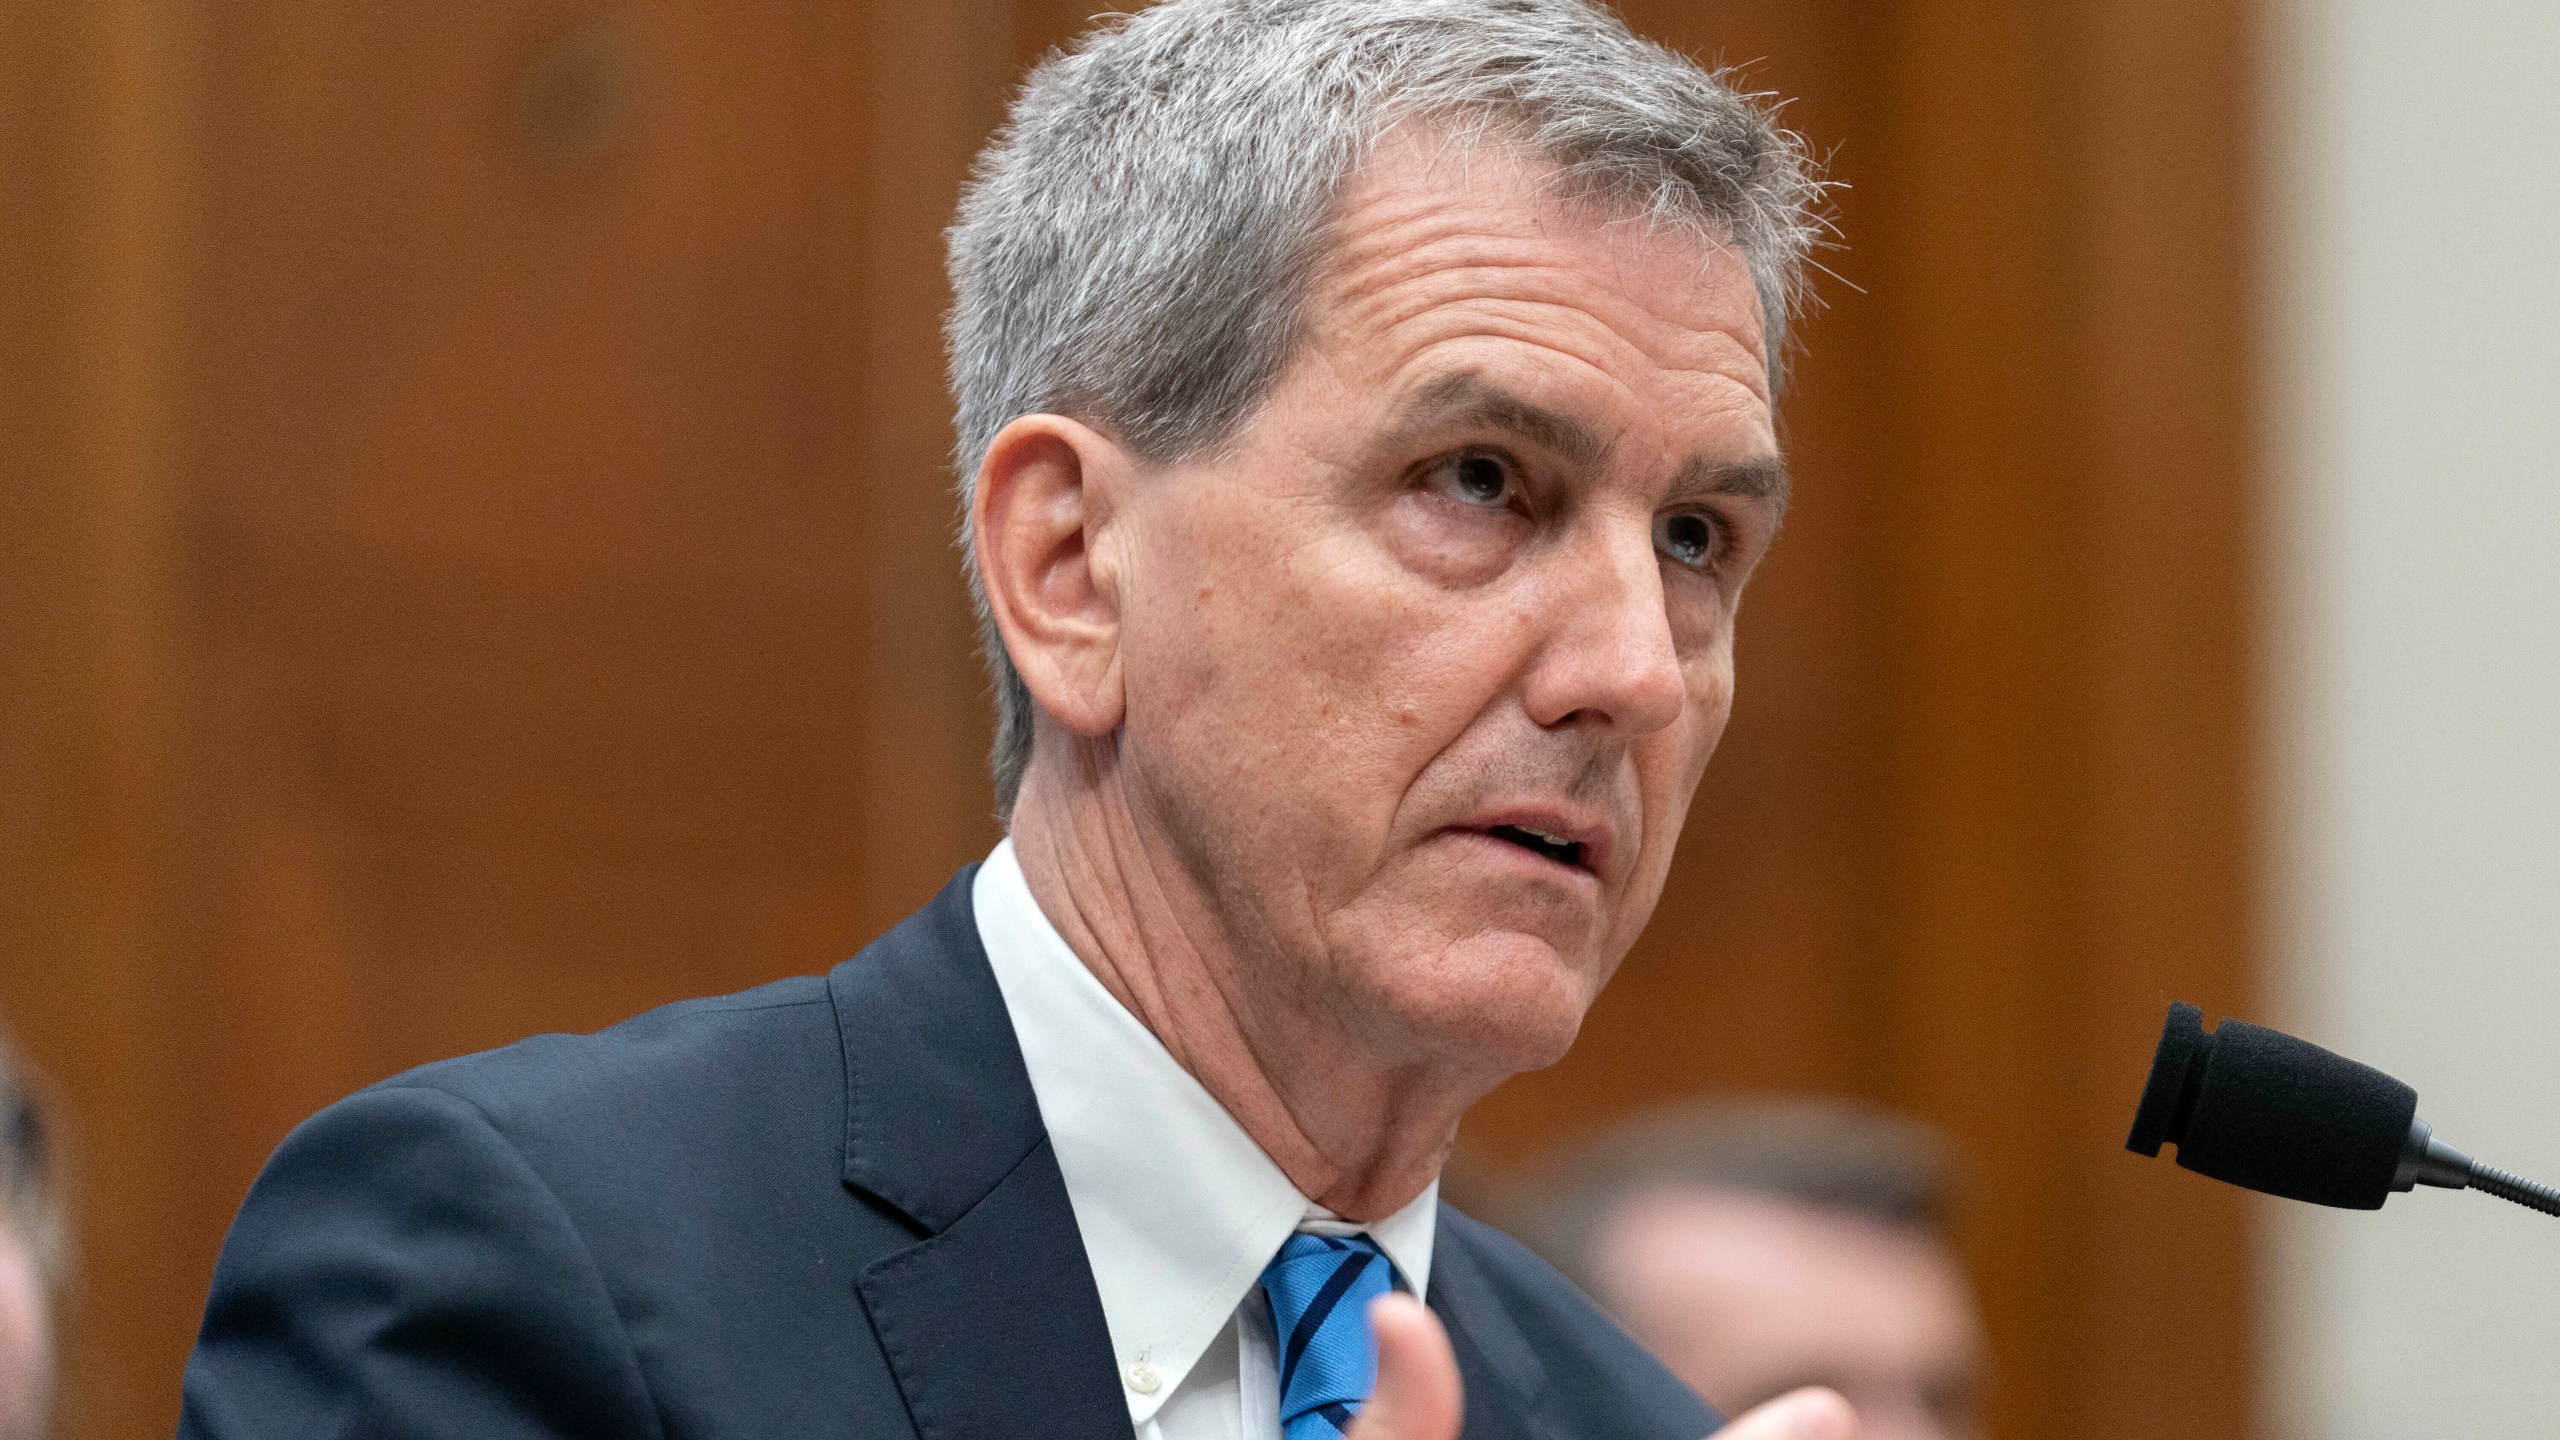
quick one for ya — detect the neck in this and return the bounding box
[1006,737,1491,1222]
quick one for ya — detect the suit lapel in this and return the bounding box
[829,869,1130,1440]
[1429,1214,1552,1440]
[853,1135,1130,1440]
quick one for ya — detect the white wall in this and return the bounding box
[2264,2,2560,1436]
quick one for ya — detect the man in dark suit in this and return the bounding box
[180,3,1850,1438]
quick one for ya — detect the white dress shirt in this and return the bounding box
[973,841,1439,1440]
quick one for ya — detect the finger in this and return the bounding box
[1344,1293,1464,1440]
[1713,1387,1857,1440]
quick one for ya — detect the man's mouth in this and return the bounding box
[1483,824,1587,870]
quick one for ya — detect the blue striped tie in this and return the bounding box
[1258,1232,1397,1439]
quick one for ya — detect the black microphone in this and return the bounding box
[2126,1001,2560,1216]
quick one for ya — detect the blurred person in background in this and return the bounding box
[0,1037,62,1440]
[1503,1099,1982,1440]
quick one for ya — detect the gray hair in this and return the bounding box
[1493,1097,1954,1303]
[946,0,1826,815]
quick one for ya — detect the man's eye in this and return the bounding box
[1430,453,1513,507]
[1655,511,1721,569]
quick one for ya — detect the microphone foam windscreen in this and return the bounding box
[2125,1002,2417,1209]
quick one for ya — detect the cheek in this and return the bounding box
[1628,658,1735,865]
[1121,507,1456,819]
[1683,653,1736,776]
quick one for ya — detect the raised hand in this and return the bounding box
[1344,1294,1465,1440]
[1345,1294,1857,1440]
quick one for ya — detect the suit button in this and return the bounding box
[1125,1360,1163,1395]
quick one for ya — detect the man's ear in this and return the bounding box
[970,414,1129,739]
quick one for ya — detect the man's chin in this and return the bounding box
[1367,927,1601,1076]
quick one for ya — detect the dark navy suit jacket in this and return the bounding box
[179,869,1721,1440]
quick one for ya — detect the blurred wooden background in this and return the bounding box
[0,1,2255,1437]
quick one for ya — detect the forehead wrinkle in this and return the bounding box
[1316,202,1772,394]
[1314,263,1774,454]
[1319,255,1642,373]
[1327,239,1742,353]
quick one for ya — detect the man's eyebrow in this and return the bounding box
[1672,453,1791,518]
[1394,370,1790,516]
[1395,372,1611,472]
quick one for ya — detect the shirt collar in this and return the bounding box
[973,840,1438,1426]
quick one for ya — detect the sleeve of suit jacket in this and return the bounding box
[178,1083,665,1440]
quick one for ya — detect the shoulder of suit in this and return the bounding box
[350,971,840,1149]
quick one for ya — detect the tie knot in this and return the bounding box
[1258,1233,1397,1439]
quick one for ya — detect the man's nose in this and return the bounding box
[1519,526,1686,736]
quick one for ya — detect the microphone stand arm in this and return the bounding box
[2393,1118,2560,1216]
